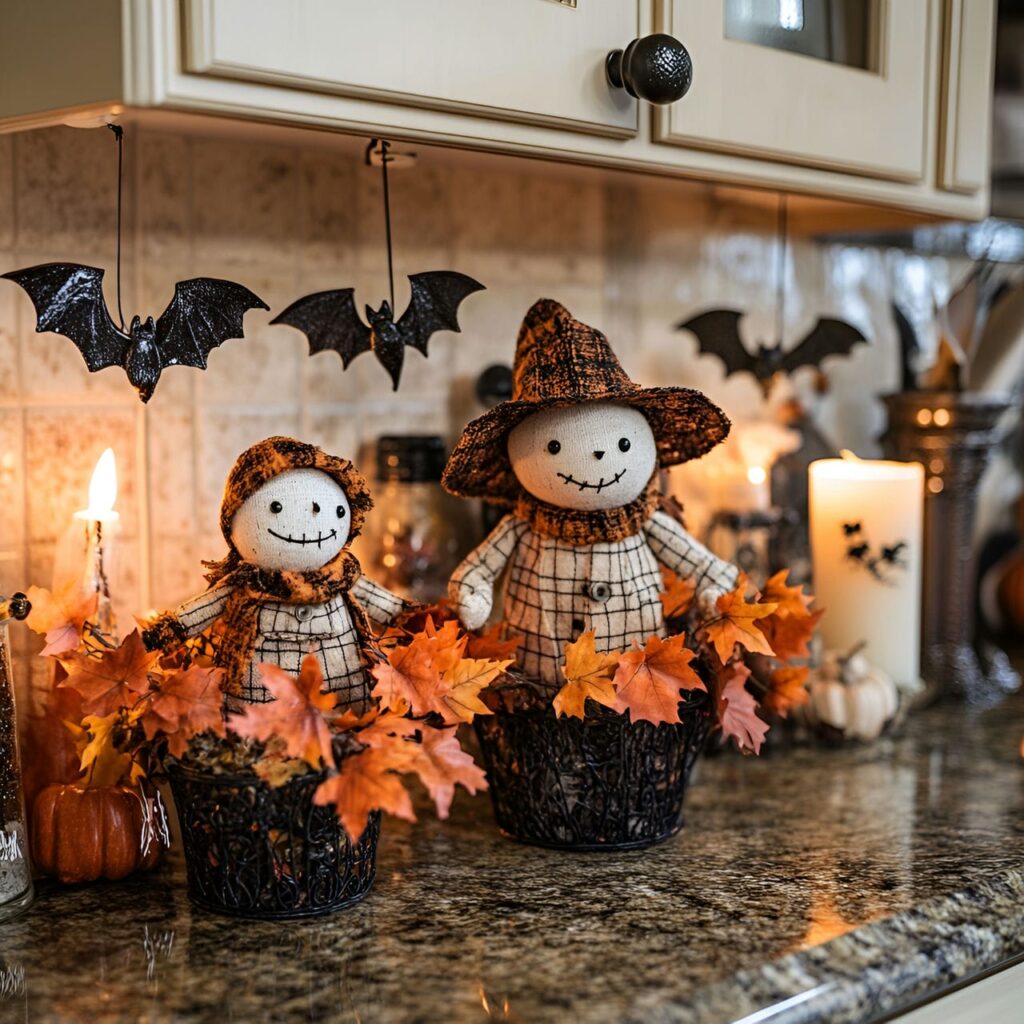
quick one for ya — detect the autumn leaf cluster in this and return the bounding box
[27,589,498,843]
[25,583,228,790]
[230,639,496,841]
[553,569,823,755]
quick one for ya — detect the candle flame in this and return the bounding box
[746,466,767,486]
[839,449,862,462]
[85,448,118,517]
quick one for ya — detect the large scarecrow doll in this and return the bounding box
[443,299,739,691]
[145,436,407,712]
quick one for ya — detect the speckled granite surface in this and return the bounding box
[2,695,1023,1024]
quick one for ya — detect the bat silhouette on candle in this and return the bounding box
[843,523,908,583]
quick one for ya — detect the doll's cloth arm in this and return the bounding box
[644,510,739,616]
[350,576,408,627]
[143,580,232,651]
[449,515,525,630]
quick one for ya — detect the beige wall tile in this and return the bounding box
[192,137,298,269]
[14,127,119,258]
[24,407,138,542]
[0,136,13,252]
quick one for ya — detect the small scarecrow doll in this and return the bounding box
[144,436,407,712]
[443,299,739,692]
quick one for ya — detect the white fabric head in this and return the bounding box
[507,402,657,510]
[230,468,351,571]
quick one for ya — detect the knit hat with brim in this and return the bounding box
[219,435,373,542]
[442,299,730,504]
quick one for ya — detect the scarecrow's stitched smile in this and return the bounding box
[267,528,338,548]
[557,468,627,493]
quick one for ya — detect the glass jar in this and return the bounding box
[362,436,465,605]
[0,593,33,922]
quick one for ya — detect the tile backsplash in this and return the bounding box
[0,125,965,687]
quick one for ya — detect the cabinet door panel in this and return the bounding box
[183,0,639,137]
[655,0,932,182]
[939,0,996,194]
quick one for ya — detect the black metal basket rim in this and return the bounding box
[166,761,325,788]
[490,677,710,715]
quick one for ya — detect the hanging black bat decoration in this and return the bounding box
[272,271,485,390]
[2,263,268,403]
[677,309,867,397]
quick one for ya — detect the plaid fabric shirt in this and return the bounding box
[450,510,737,692]
[174,575,405,711]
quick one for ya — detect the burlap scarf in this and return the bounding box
[513,475,661,546]
[210,548,366,698]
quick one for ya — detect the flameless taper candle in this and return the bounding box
[809,453,924,690]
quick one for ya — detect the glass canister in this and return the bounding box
[0,593,33,922]
[364,436,464,605]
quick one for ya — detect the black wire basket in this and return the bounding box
[475,683,711,851]
[167,764,379,919]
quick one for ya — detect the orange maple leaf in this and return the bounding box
[60,630,161,716]
[314,746,416,841]
[466,623,523,662]
[553,631,620,719]
[760,571,814,618]
[229,655,336,768]
[763,665,810,719]
[660,568,697,620]
[704,582,778,662]
[407,725,488,818]
[370,636,448,717]
[716,661,769,754]
[760,606,825,662]
[26,582,99,657]
[612,634,705,726]
[421,616,469,674]
[439,657,510,724]
[142,665,226,757]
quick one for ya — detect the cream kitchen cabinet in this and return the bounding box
[655,0,933,183]
[0,0,998,221]
[181,0,640,138]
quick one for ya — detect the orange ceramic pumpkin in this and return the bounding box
[31,783,162,884]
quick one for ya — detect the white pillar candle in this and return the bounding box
[809,454,924,689]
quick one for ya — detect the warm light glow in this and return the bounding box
[933,408,951,427]
[839,449,861,462]
[76,448,119,521]
[746,465,767,486]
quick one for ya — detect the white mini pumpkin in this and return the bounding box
[806,649,899,741]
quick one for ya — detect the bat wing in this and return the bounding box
[676,310,758,378]
[270,289,372,368]
[155,278,268,370]
[396,271,485,355]
[780,317,867,374]
[2,262,129,371]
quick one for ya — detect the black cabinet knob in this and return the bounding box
[606,33,693,105]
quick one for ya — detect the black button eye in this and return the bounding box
[312,502,321,514]
[269,500,283,514]
[547,439,561,455]
[618,437,631,452]
[336,505,346,519]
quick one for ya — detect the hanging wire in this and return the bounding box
[107,123,126,331]
[773,193,788,345]
[366,138,396,312]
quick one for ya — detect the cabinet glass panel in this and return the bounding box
[724,0,878,71]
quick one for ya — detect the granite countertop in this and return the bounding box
[2,693,1024,1024]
